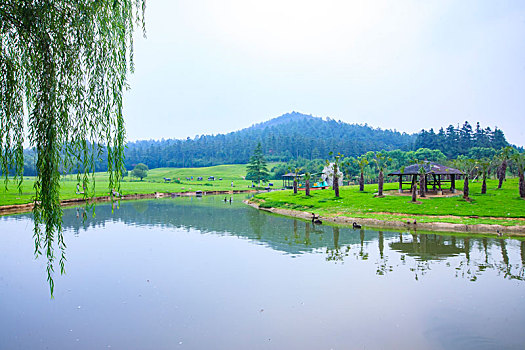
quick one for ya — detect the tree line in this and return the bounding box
[414,121,510,157]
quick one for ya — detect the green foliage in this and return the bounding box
[414,122,509,158]
[131,163,149,181]
[246,143,270,184]
[0,0,145,294]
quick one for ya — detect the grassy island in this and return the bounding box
[251,178,525,229]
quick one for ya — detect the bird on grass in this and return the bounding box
[497,230,502,237]
[352,222,361,229]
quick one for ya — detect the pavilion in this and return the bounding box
[282,173,303,189]
[387,162,464,194]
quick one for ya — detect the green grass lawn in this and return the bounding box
[254,178,525,226]
[0,163,283,206]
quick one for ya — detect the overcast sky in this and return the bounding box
[123,0,525,146]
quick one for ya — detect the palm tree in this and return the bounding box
[496,146,513,189]
[354,156,369,192]
[305,172,311,196]
[326,152,344,197]
[289,167,302,195]
[476,158,493,194]
[417,161,427,198]
[458,159,476,200]
[373,152,391,197]
[511,153,525,198]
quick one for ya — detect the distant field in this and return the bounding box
[0,163,283,206]
[253,178,525,226]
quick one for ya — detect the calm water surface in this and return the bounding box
[1,195,524,350]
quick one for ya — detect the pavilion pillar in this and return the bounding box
[398,175,403,193]
[451,174,456,193]
[438,174,443,195]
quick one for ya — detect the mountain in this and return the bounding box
[123,112,416,169]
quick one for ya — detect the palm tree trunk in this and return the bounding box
[463,175,469,199]
[378,170,384,196]
[334,175,339,197]
[481,173,487,194]
[519,171,525,198]
[411,182,417,202]
[498,160,507,189]
[293,179,297,194]
[419,175,426,197]
[359,172,364,191]
[305,178,310,196]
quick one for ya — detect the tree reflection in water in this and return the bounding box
[30,197,525,283]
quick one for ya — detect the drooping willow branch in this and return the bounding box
[0,0,146,295]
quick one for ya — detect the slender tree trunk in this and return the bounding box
[419,175,426,197]
[481,173,487,194]
[359,172,364,191]
[451,174,456,193]
[305,178,310,196]
[411,182,417,202]
[293,179,297,194]
[334,175,339,197]
[463,175,469,199]
[498,160,507,189]
[519,171,525,198]
[378,170,384,196]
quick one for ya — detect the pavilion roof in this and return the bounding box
[388,162,463,176]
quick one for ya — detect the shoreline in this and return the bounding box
[0,189,258,216]
[244,200,525,236]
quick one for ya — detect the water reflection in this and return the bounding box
[10,195,523,283]
[2,195,525,350]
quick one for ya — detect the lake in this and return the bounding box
[1,195,524,349]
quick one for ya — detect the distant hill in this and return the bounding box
[17,112,512,175]
[123,112,416,169]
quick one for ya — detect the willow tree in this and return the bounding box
[1,1,146,294]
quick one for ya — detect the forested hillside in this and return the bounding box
[124,112,415,169]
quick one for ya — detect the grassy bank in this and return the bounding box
[253,178,525,226]
[0,163,282,207]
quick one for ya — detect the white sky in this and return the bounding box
[123,0,525,146]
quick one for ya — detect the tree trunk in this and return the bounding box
[411,182,417,202]
[378,170,384,196]
[305,178,310,196]
[498,160,507,189]
[359,172,364,191]
[481,173,487,194]
[419,175,426,197]
[451,174,456,193]
[463,175,469,199]
[398,175,403,193]
[334,175,339,197]
[519,171,525,198]
[293,179,297,194]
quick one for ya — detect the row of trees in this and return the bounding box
[247,142,525,199]
[414,121,510,157]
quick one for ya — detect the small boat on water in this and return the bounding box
[195,190,203,197]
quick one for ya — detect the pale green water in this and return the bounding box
[1,195,524,349]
